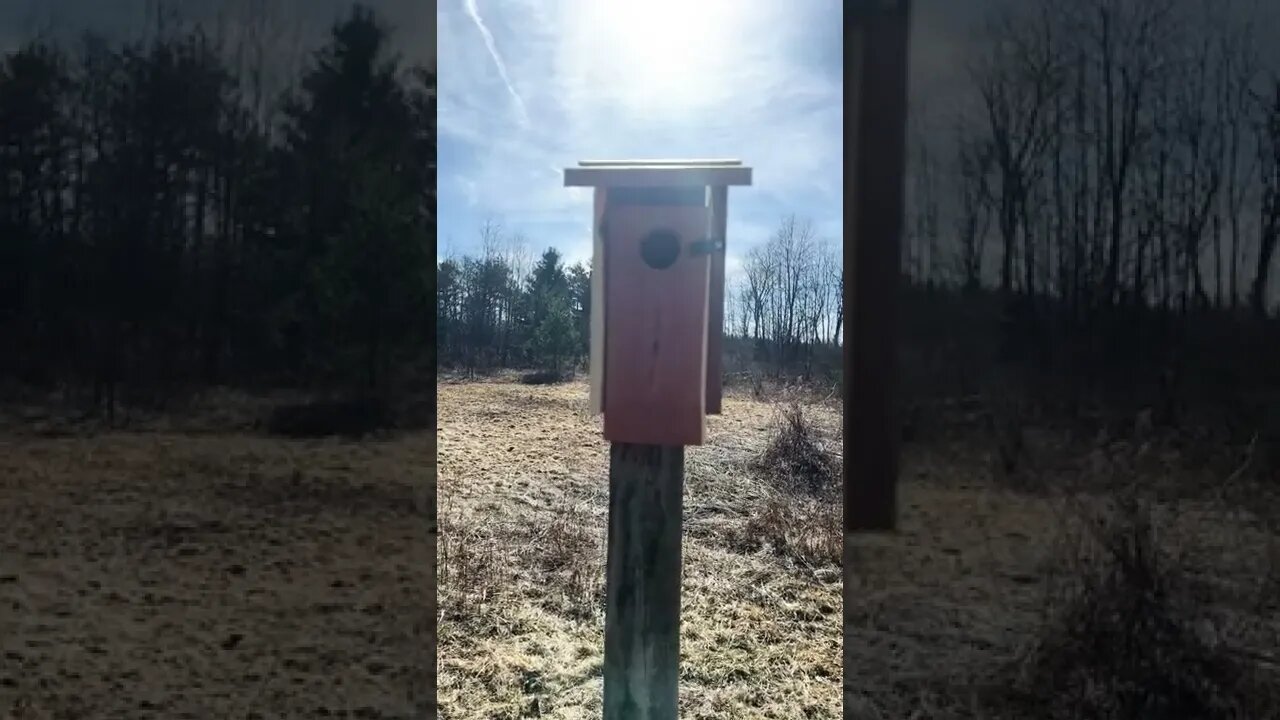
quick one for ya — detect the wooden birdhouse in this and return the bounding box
[564,159,752,446]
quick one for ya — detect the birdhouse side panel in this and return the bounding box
[706,185,728,415]
[589,188,608,415]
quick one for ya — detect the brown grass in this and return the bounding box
[843,409,1280,719]
[732,402,843,570]
[754,402,841,498]
[441,378,1280,718]
[1005,493,1280,719]
[0,422,433,718]
[436,378,842,719]
[737,494,842,571]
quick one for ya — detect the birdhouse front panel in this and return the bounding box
[564,159,752,446]
[602,198,711,446]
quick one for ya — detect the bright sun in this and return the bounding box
[567,0,741,115]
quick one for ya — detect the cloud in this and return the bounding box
[460,0,529,127]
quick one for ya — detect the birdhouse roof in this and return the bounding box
[564,159,752,188]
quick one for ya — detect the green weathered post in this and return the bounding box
[846,0,912,712]
[847,0,910,533]
[602,443,684,718]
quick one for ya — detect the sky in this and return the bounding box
[12,0,1272,286]
[0,0,1003,289]
[436,0,846,282]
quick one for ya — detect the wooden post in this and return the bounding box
[603,443,684,719]
[847,0,910,532]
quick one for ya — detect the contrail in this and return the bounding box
[463,0,530,126]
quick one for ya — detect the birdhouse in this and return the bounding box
[564,159,752,446]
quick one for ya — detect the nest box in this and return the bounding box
[564,159,753,446]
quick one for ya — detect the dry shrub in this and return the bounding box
[437,512,509,624]
[1260,535,1280,616]
[738,493,841,569]
[521,509,602,619]
[754,402,840,498]
[734,402,842,569]
[1007,493,1278,719]
[264,395,392,438]
[518,369,569,385]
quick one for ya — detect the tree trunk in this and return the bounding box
[1252,230,1278,317]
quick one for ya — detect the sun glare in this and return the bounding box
[567,0,741,115]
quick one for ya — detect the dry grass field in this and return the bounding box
[3,376,1277,719]
[0,395,433,719]
[438,375,1280,719]
[436,377,843,719]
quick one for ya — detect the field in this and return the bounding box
[0,396,434,719]
[438,376,1280,719]
[436,377,843,719]
[3,374,1277,719]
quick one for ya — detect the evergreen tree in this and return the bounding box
[567,262,591,361]
[0,4,437,413]
[529,289,578,373]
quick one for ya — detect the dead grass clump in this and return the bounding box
[737,494,842,569]
[734,402,842,570]
[265,395,392,438]
[1007,494,1276,720]
[518,369,570,385]
[437,512,510,625]
[754,403,840,498]
[521,510,602,619]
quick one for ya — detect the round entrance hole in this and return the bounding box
[640,229,681,270]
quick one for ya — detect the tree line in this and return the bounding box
[905,0,1280,329]
[0,4,435,418]
[728,215,843,377]
[438,215,843,379]
[885,0,1280,425]
[436,225,589,374]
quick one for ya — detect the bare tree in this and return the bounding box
[1133,62,1172,309]
[1069,0,1177,306]
[1215,8,1260,309]
[831,266,844,345]
[1251,78,1280,316]
[742,243,769,342]
[731,216,842,373]
[766,215,815,370]
[796,239,840,374]
[953,125,994,293]
[1167,2,1226,313]
[970,2,1063,299]
[906,112,942,287]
